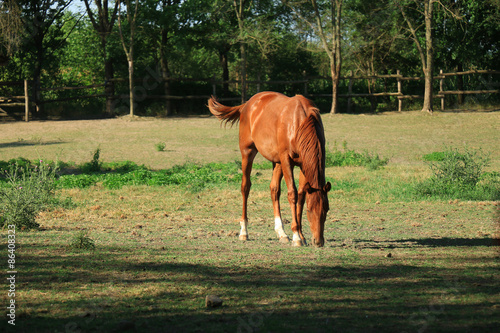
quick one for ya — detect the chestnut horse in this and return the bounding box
[208,92,331,247]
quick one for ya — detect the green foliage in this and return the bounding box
[69,231,96,250]
[253,160,273,170]
[155,142,166,152]
[416,147,500,200]
[422,151,446,162]
[81,148,102,173]
[325,141,389,170]
[0,160,57,230]
[56,159,242,192]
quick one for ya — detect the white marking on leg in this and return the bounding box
[274,217,288,238]
[292,232,303,246]
[239,219,248,240]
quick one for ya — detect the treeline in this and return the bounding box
[0,0,499,118]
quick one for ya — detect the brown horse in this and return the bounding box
[208,91,331,247]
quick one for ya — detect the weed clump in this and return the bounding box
[0,160,57,230]
[416,147,500,200]
[81,148,102,173]
[69,231,96,250]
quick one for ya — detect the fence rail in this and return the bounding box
[1,69,498,121]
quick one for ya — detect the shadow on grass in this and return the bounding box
[349,237,499,249]
[7,241,499,333]
[0,140,65,149]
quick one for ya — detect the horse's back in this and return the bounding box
[239,92,317,163]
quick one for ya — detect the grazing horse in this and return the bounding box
[208,92,331,247]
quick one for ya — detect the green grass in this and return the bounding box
[1,113,499,332]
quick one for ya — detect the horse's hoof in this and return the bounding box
[239,234,248,241]
[292,240,304,247]
[279,236,290,244]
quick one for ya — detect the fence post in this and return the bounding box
[397,70,402,112]
[439,69,445,111]
[24,79,29,122]
[347,70,353,113]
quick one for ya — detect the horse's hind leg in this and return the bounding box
[239,146,257,241]
[270,163,289,243]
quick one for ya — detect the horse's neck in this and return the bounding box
[301,141,325,189]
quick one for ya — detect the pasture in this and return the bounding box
[1,110,499,332]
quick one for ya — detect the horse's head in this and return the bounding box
[305,182,331,247]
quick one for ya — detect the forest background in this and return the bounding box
[0,0,499,118]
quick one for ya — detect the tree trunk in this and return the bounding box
[128,59,134,117]
[33,42,44,118]
[330,64,340,114]
[104,59,115,116]
[219,47,230,97]
[102,38,115,116]
[234,0,247,103]
[421,0,434,113]
[160,26,172,116]
[240,41,247,103]
[330,0,343,114]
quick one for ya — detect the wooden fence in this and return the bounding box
[1,69,498,121]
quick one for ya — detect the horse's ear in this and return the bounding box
[303,182,313,194]
[324,182,331,193]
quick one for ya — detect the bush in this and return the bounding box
[416,147,500,200]
[0,161,58,230]
[155,142,166,152]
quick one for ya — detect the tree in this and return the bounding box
[142,0,181,116]
[20,0,73,117]
[83,0,120,115]
[233,0,251,102]
[434,0,500,105]
[117,0,139,117]
[396,0,461,113]
[0,0,23,66]
[346,0,399,112]
[287,0,344,114]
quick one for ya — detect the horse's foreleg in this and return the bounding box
[270,163,289,243]
[239,147,257,241]
[297,171,308,246]
[280,157,303,246]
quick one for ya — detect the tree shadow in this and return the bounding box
[348,237,499,249]
[0,140,65,149]
[8,242,499,333]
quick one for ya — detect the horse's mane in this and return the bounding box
[295,105,326,189]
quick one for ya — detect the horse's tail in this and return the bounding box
[207,96,243,126]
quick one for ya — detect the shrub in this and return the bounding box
[155,142,166,152]
[0,161,57,230]
[416,147,500,200]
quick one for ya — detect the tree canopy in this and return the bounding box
[0,0,498,117]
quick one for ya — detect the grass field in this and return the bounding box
[1,110,499,332]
